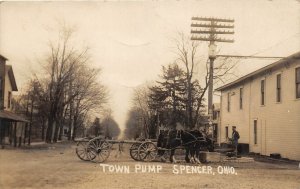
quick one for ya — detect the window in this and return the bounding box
[276,74,281,102]
[8,91,12,108]
[296,68,300,99]
[225,126,228,138]
[254,120,257,144]
[261,80,265,105]
[239,88,243,109]
[227,93,230,112]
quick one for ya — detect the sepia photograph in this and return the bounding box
[0,0,299,188]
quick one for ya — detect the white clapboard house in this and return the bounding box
[216,51,300,160]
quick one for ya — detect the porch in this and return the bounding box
[0,110,30,148]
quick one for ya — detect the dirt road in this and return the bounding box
[0,142,299,189]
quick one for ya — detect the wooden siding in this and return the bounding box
[0,58,6,110]
[219,59,300,160]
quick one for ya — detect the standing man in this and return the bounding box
[232,126,240,156]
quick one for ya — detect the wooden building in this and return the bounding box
[0,54,29,147]
[216,52,300,160]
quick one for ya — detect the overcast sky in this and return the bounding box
[0,0,299,130]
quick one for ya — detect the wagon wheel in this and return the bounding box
[75,141,90,161]
[130,143,141,161]
[87,138,111,163]
[138,142,158,162]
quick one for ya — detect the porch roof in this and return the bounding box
[0,110,29,122]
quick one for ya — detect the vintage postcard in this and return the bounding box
[0,0,299,189]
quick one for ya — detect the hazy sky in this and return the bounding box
[0,0,299,130]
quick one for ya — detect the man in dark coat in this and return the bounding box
[232,126,240,155]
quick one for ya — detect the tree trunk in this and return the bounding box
[68,106,74,140]
[41,119,45,140]
[54,107,64,143]
[172,89,177,129]
[72,127,76,140]
[53,120,60,143]
[46,116,54,143]
[188,88,193,128]
[58,123,63,141]
[28,97,34,145]
[68,104,74,140]
[28,123,32,145]
[72,124,77,140]
[72,115,78,140]
[68,118,73,140]
[23,123,27,145]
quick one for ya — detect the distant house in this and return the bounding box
[0,54,29,147]
[216,52,300,160]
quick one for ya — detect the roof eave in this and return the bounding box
[0,54,8,61]
[215,51,300,91]
[6,66,18,91]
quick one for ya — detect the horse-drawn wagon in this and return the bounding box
[75,137,159,163]
[75,129,214,163]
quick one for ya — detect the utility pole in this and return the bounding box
[191,17,234,139]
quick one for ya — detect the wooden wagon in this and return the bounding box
[75,137,160,163]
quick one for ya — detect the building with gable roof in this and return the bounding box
[0,54,29,147]
[216,51,300,160]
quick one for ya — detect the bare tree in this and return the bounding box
[132,84,152,138]
[44,27,86,142]
[172,32,238,128]
[23,25,110,143]
[68,67,108,140]
[213,56,239,86]
[172,32,204,128]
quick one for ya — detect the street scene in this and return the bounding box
[0,1,300,189]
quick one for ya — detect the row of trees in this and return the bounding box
[124,62,206,139]
[14,29,236,141]
[124,33,237,139]
[14,27,116,143]
[87,116,120,139]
